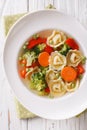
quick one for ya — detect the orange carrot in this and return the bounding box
[61,66,77,82]
[38,52,49,67]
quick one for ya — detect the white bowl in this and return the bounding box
[3,10,87,120]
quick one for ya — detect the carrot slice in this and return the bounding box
[61,66,77,82]
[38,52,49,67]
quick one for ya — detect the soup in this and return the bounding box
[18,30,86,98]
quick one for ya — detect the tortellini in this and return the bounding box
[47,30,66,48]
[25,67,39,79]
[65,78,80,92]
[45,69,60,85]
[49,51,66,71]
[49,78,66,97]
[45,69,66,97]
[67,50,83,67]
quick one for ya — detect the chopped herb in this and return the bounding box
[49,94,54,98]
[21,64,25,67]
[33,34,39,39]
[37,91,45,96]
[26,68,30,72]
[32,43,46,55]
[78,74,83,79]
[71,82,76,88]
[23,45,27,49]
[40,66,49,75]
[59,43,70,55]
[81,56,86,64]
[31,72,47,91]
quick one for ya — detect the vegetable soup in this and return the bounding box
[18,30,86,98]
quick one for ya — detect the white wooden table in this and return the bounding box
[0,0,87,130]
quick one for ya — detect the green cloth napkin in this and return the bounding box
[15,98,35,119]
[4,13,36,119]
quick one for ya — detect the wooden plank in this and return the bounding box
[0,1,28,130]
[21,120,28,130]
[54,0,67,13]
[28,119,32,130]
[0,2,8,128]
[66,0,75,16]
[75,117,80,130]
[28,117,46,130]
[78,0,87,28]
[54,0,61,10]
[0,81,9,130]
[57,120,69,130]
[30,117,45,130]
[2,0,27,15]
[8,91,21,130]
[46,120,57,130]
[37,0,44,10]
[79,113,86,130]
[84,112,87,130]
[29,0,38,11]
[0,0,7,16]
[74,0,79,19]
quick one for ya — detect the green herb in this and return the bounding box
[21,64,25,67]
[31,72,47,91]
[48,94,54,98]
[78,74,83,79]
[81,56,86,64]
[26,68,30,72]
[40,66,49,75]
[59,43,70,55]
[71,82,76,88]
[33,34,39,39]
[32,43,46,55]
[23,45,27,49]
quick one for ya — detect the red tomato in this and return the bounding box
[31,61,40,67]
[20,69,26,78]
[66,38,79,50]
[45,87,50,93]
[44,45,54,54]
[27,37,47,49]
[20,59,27,65]
[77,65,85,74]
